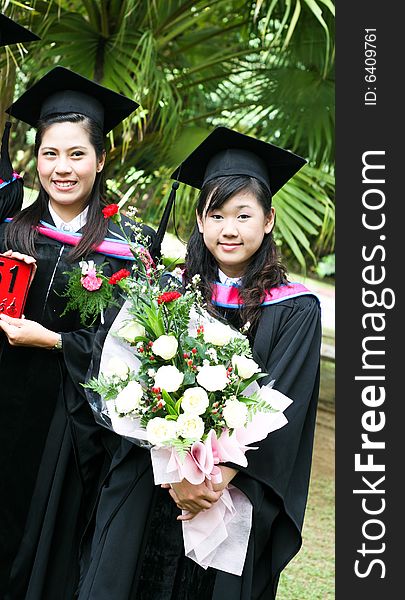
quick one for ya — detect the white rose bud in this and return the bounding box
[104,357,130,380]
[152,335,178,360]
[154,365,184,392]
[203,322,234,346]
[181,387,209,415]
[79,259,96,275]
[117,321,145,343]
[146,417,178,446]
[176,413,205,441]
[206,347,218,363]
[223,400,248,429]
[114,380,144,414]
[196,365,229,392]
[232,355,261,380]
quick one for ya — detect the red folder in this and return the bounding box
[0,255,34,318]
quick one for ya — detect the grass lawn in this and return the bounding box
[277,405,335,599]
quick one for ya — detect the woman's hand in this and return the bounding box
[211,466,238,492]
[0,314,60,349]
[162,478,223,522]
[162,466,238,521]
[1,249,37,284]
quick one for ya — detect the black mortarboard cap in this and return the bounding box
[6,66,139,135]
[171,126,306,196]
[0,13,40,46]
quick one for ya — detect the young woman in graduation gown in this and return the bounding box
[76,128,322,600]
[0,67,155,599]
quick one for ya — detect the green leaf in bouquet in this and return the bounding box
[137,312,164,339]
[82,373,123,401]
[168,437,198,461]
[161,389,178,416]
[82,377,101,392]
[240,390,279,419]
[182,335,206,357]
[165,404,178,417]
[237,372,268,392]
[175,398,183,414]
[218,336,252,360]
[141,304,165,338]
[182,371,196,386]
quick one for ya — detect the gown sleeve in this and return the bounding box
[237,296,321,506]
[0,182,23,222]
[227,294,321,595]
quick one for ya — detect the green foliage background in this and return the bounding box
[1,0,335,273]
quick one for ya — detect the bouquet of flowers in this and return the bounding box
[59,203,151,326]
[60,259,121,326]
[84,205,293,575]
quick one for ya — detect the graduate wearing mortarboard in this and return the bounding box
[77,128,321,600]
[0,67,156,599]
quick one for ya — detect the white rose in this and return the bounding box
[176,413,205,440]
[154,365,184,392]
[160,233,187,262]
[232,355,261,380]
[196,365,228,391]
[115,380,144,414]
[104,356,130,380]
[152,335,178,360]
[203,322,233,346]
[181,387,209,415]
[146,417,178,446]
[117,321,145,343]
[223,400,248,429]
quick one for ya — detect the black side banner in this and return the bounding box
[336,2,403,597]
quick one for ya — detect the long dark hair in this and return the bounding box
[5,113,109,261]
[184,175,288,329]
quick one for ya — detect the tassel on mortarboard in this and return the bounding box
[0,121,24,221]
[150,181,179,260]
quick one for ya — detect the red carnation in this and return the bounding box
[157,291,182,305]
[102,204,119,219]
[108,269,131,285]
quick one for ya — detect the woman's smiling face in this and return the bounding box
[37,121,105,220]
[197,189,275,278]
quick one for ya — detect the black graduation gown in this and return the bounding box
[0,212,154,600]
[76,292,321,600]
